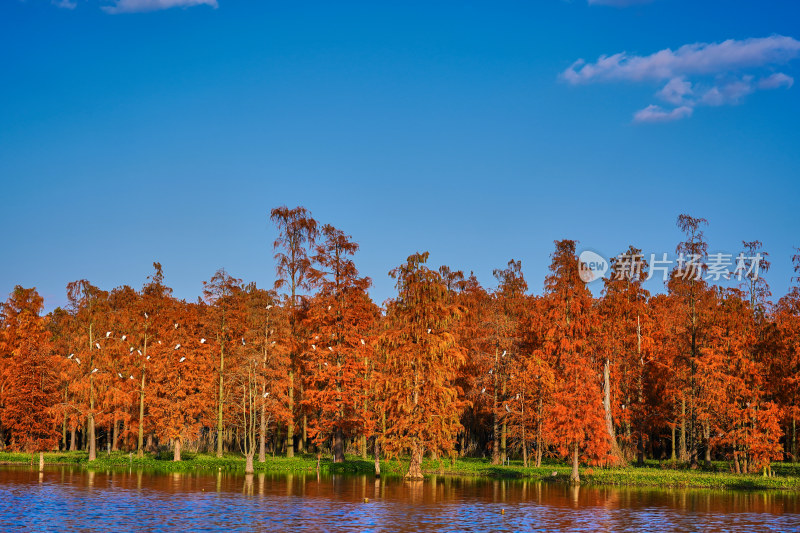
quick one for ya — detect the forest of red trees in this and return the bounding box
[1,207,798,481]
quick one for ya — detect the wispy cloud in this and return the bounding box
[633,105,692,123]
[53,0,77,9]
[102,0,218,14]
[562,36,800,122]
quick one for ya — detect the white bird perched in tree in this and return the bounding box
[515,394,520,400]
[427,329,431,334]
[502,350,506,357]
[481,387,486,394]
[488,369,493,374]
[361,339,365,345]
[266,304,272,310]
[315,335,319,340]
[263,392,270,398]
[158,341,162,345]
[241,338,246,346]
[146,356,150,360]
[92,368,98,374]
[327,305,331,311]
[121,335,127,341]
[95,343,101,350]
[328,346,333,351]
[324,362,328,366]
[129,347,134,352]
[68,353,74,359]
[312,344,316,350]
[137,350,142,356]
[144,312,148,319]
[129,375,134,380]
[106,331,111,338]
[117,373,123,378]
[174,344,181,350]
[179,356,186,363]
[271,341,276,346]
[504,404,510,413]
[200,338,206,344]
[174,323,179,329]
[75,358,81,365]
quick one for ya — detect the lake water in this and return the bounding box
[1,466,799,532]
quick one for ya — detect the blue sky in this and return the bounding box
[1,0,799,309]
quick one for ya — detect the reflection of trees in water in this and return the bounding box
[2,467,799,519]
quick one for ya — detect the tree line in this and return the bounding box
[1,207,798,481]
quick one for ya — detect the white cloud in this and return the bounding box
[759,72,794,89]
[562,36,800,84]
[633,105,693,123]
[562,36,800,122]
[699,77,755,106]
[102,0,218,14]
[657,77,693,105]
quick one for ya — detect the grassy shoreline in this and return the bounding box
[1,451,798,491]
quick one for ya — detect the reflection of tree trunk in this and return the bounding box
[173,437,181,462]
[333,427,345,463]
[405,443,423,480]
[603,358,626,465]
[570,443,580,484]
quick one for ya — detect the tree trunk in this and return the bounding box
[258,403,267,463]
[286,371,295,458]
[670,424,676,461]
[535,440,542,468]
[217,341,225,458]
[501,420,507,464]
[374,439,381,478]
[703,421,712,467]
[137,370,146,458]
[70,427,76,452]
[245,453,254,474]
[38,451,44,472]
[405,444,423,480]
[522,439,528,468]
[603,358,626,465]
[360,435,367,460]
[333,427,345,463]
[111,418,119,452]
[570,443,580,484]
[173,437,181,462]
[679,399,687,461]
[492,347,500,465]
[88,414,96,461]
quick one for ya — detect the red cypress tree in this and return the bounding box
[0,287,60,469]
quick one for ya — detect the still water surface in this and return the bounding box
[1,466,798,532]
